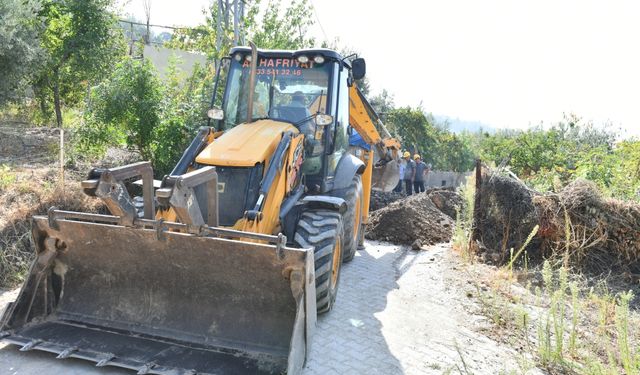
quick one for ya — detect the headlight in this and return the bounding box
[297,55,309,64]
[313,55,324,64]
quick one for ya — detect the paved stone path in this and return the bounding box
[305,242,530,375]
[0,241,531,374]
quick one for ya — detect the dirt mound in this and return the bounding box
[370,188,463,217]
[366,193,454,246]
[427,188,463,219]
[369,190,406,211]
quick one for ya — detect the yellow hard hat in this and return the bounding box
[414,154,421,160]
[403,151,410,158]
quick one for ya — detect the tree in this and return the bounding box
[430,129,476,172]
[249,0,315,49]
[34,0,125,126]
[384,106,476,171]
[0,0,43,106]
[168,0,316,57]
[386,106,437,155]
[84,57,163,161]
[369,89,395,118]
[80,56,211,175]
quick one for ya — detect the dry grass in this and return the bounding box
[0,166,103,288]
[537,179,640,276]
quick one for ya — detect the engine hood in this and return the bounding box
[196,120,298,167]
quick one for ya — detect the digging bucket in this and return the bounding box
[0,211,316,375]
[372,159,400,192]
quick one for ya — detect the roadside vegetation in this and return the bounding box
[469,253,640,374]
[453,144,640,375]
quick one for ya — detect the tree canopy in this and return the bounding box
[0,0,43,106]
[33,0,125,126]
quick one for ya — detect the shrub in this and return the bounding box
[78,55,211,175]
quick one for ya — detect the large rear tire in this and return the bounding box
[334,174,363,263]
[294,210,345,314]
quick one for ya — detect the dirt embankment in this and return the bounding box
[427,188,463,219]
[370,188,462,218]
[477,173,640,275]
[369,190,406,212]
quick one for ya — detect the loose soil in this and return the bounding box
[369,190,406,211]
[427,188,463,219]
[366,192,454,246]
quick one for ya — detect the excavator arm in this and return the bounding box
[346,84,402,236]
[348,84,401,194]
[348,85,401,153]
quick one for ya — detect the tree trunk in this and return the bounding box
[53,69,63,128]
[32,83,48,121]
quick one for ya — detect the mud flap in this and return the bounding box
[1,214,316,375]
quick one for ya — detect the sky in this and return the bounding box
[121,0,640,137]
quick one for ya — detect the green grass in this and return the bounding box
[471,250,639,374]
[453,176,476,261]
[0,164,17,189]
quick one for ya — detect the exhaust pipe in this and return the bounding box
[246,41,258,123]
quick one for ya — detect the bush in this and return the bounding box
[476,116,640,202]
[78,55,212,175]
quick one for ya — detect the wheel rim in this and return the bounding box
[331,237,342,286]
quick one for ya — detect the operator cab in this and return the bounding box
[209,47,365,192]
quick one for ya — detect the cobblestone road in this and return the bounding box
[0,241,531,374]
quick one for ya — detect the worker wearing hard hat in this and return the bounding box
[394,152,407,192]
[413,154,429,193]
[402,151,416,195]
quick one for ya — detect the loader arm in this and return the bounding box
[347,84,402,224]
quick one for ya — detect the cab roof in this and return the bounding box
[229,47,349,66]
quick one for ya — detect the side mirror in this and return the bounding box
[315,114,333,126]
[352,58,366,80]
[207,108,224,120]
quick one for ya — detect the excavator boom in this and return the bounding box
[348,84,401,193]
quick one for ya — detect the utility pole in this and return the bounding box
[214,0,244,54]
[216,0,223,52]
[238,0,245,45]
[143,0,151,45]
[233,0,239,46]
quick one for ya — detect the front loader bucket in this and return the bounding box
[1,212,316,375]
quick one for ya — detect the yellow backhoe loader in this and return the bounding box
[0,44,400,375]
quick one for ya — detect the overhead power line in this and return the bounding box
[309,0,328,44]
[118,19,201,31]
